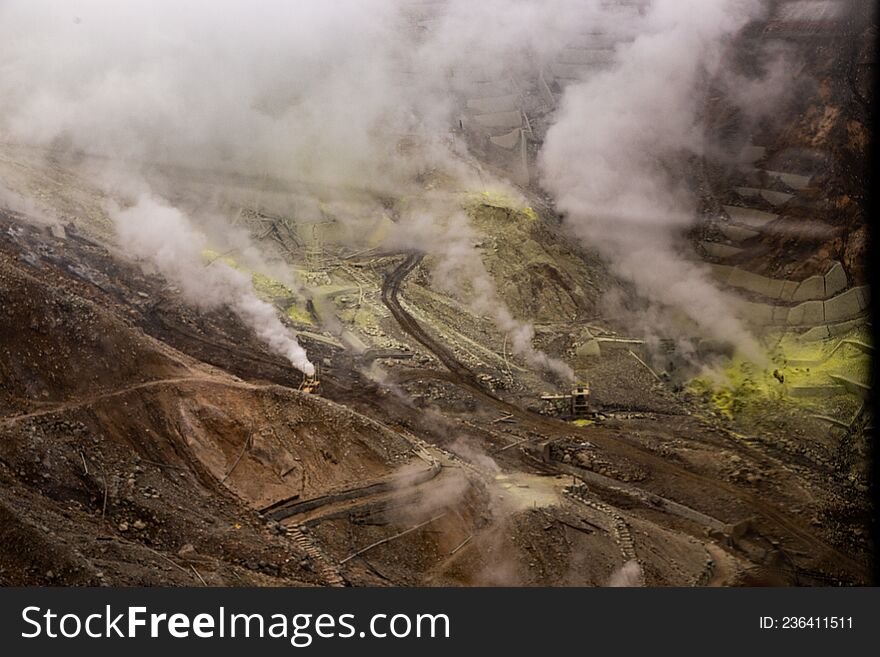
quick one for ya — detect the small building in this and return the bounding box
[541,383,592,418]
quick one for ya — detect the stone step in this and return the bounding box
[760,169,813,190]
[799,315,869,342]
[788,384,848,399]
[711,264,796,300]
[787,339,873,366]
[729,285,870,328]
[719,223,761,242]
[785,299,827,326]
[286,525,346,587]
[828,374,871,400]
[786,369,871,403]
[701,242,745,259]
[709,261,847,302]
[822,285,870,323]
[734,187,794,207]
[723,205,779,228]
[731,298,792,325]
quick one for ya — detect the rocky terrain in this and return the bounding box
[0,0,873,586]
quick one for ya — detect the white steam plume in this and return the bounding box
[0,1,794,371]
[111,193,314,376]
[0,1,598,375]
[539,0,765,358]
[393,209,574,381]
[0,181,63,231]
[0,1,606,189]
[607,560,643,587]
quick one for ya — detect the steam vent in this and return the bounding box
[0,0,873,587]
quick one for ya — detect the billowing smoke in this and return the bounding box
[0,1,412,189]
[0,0,788,374]
[539,0,765,358]
[0,0,620,194]
[111,193,314,375]
[0,181,63,231]
[393,208,574,380]
[0,0,599,379]
[606,560,643,587]
[0,1,590,188]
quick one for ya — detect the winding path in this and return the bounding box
[378,253,870,583]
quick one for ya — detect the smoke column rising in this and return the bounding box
[392,209,575,380]
[112,193,315,375]
[0,0,786,370]
[539,0,765,358]
[0,1,604,377]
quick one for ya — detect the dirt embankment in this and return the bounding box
[0,211,423,586]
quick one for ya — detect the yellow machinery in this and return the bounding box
[299,363,322,394]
